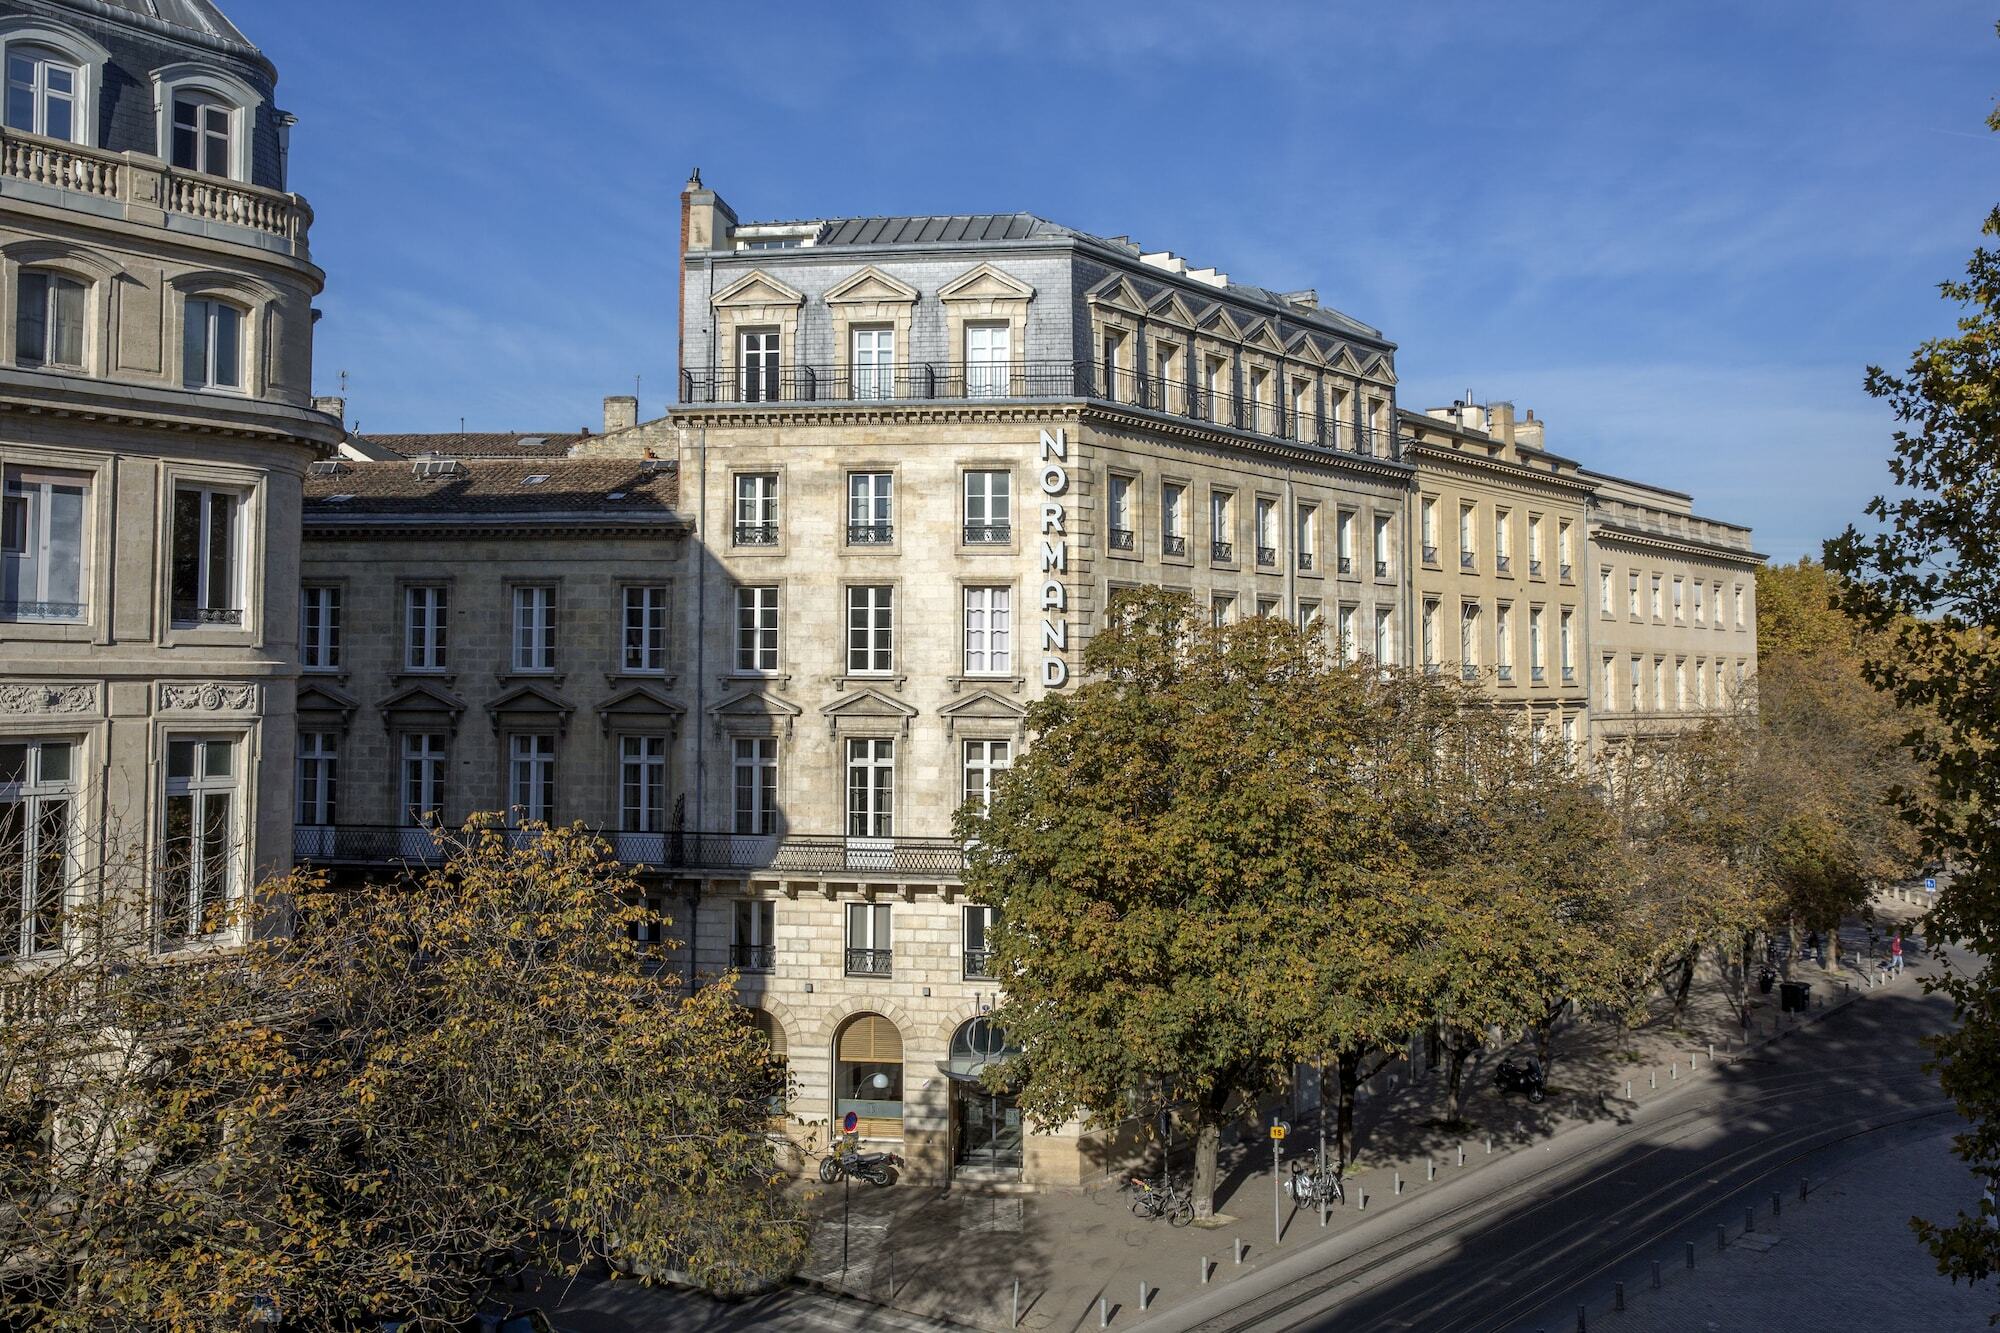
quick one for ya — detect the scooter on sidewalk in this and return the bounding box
[1493,1056,1546,1103]
[817,1141,900,1186]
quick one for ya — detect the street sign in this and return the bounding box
[842,1110,859,1135]
[1270,1123,1288,1141]
[1926,877,1938,893]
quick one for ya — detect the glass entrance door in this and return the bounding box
[954,1087,1022,1170]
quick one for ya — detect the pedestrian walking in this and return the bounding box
[1805,930,1821,965]
[1891,932,1905,975]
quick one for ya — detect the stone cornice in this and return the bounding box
[0,376,341,450]
[1082,404,1416,482]
[672,402,1082,430]
[303,514,690,541]
[1589,521,1766,568]
[1406,439,1597,499]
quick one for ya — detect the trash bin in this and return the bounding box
[1779,981,1811,1014]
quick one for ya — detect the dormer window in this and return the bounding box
[183,297,243,392]
[5,45,76,140]
[171,91,232,177]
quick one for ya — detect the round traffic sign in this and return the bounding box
[842,1110,860,1134]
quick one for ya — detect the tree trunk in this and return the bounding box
[1445,1041,1470,1123]
[1189,1094,1229,1219]
[1669,949,1696,1019]
[1826,920,1842,971]
[1533,999,1568,1081]
[1336,1049,1367,1170]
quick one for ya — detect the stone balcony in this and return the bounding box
[0,127,312,262]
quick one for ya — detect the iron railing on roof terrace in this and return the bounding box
[681,360,1402,460]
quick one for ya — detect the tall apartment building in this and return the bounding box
[0,0,335,959]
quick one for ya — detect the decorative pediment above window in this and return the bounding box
[1329,342,1365,375]
[297,680,359,728]
[820,687,919,738]
[377,680,466,733]
[1286,331,1329,366]
[1241,319,1287,357]
[486,681,575,734]
[937,688,1028,738]
[937,262,1035,310]
[710,269,805,309]
[1195,304,1245,341]
[1083,274,1146,316]
[1358,351,1397,385]
[1146,289,1200,329]
[596,683,685,737]
[708,686,801,738]
[824,266,920,307]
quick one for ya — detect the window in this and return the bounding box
[1373,513,1392,579]
[507,733,555,824]
[1374,606,1394,664]
[170,485,241,626]
[962,739,1011,810]
[300,584,340,671]
[851,326,894,400]
[1562,714,1577,749]
[1422,598,1439,668]
[512,585,556,672]
[736,586,779,672]
[845,902,892,975]
[405,585,447,670]
[4,45,76,140]
[1734,584,1746,628]
[1560,609,1575,681]
[1675,658,1689,710]
[1714,582,1726,631]
[1203,356,1227,423]
[1420,496,1439,562]
[1694,580,1706,623]
[619,735,667,832]
[1108,474,1135,550]
[1628,571,1641,618]
[1,739,72,956]
[1209,491,1233,561]
[732,736,777,836]
[1602,656,1617,709]
[296,731,336,827]
[1558,521,1574,576]
[1154,342,1178,402]
[1336,509,1355,574]
[1296,503,1317,571]
[1255,497,1277,566]
[1599,567,1613,616]
[1292,377,1313,441]
[1527,515,1544,575]
[1459,502,1476,568]
[1100,329,1126,399]
[1653,657,1667,710]
[1329,386,1351,446]
[965,323,1011,398]
[963,586,1013,675]
[622,585,669,674]
[1629,656,1643,711]
[170,91,232,176]
[1650,574,1663,620]
[732,900,774,971]
[847,472,893,545]
[733,473,778,545]
[1696,658,1709,707]
[964,470,1011,542]
[1162,482,1187,555]
[1496,603,1514,680]
[15,269,84,369]
[1529,607,1545,680]
[1495,510,1512,572]
[1211,594,1234,627]
[2,466,86,621]
[1460,601,1481,675]
[160,737,235,942]
[846,738,894,838]
[1673,577,1686,621]
[182,298,243,391]
[1297,600,1320,634]
[739,329,780,402]
[846,585,894,672]
[400,733,446,826]
[1337,603,1357,662]
[963,905,999,979]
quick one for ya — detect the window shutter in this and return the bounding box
[836,1013,902,1064]
[751,1008,787,1059]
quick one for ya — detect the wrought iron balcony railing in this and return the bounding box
[1559,562,1574,580]
[1529,559,1544,576]
[1297,551,1313,571]
[963,948,996,980]
[1375,560,1389,579]
[1498,665,1514,682]
[172,604,243,627]
[731,943,776,972]
[1460,551,1476,570]
[847,522,894,545]
[1461,664,1479,681]
[1496,555,1512,573]
[1163,533,1187,556]
[1422,544,1439,566]
[1256,546,1278,567]
[1212,540,1234,562]
[0,599,83,621]
[734,522,779,545]
[1338,556,1353,575]
[964,523,1012,545]
[1109,527,1136,551]
[845,947,893,977]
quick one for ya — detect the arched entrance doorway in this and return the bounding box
[833,1012,903,1140]
[945,1017,1021,1172]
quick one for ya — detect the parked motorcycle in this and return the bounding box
[819,1143,900,1186]
[1493,1056,1546,1103]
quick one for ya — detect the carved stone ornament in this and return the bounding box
[158,682,256,712]
[0,682,97,714]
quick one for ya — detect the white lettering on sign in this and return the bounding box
[1039,428,1070,688]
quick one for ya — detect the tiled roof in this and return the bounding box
[303,458,680,523]
[356,431,586,459]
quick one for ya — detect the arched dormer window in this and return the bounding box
[150,64,262,184]
[0,20,106,146]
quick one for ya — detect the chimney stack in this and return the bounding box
[311,395,345,425]
[603,395,639,434]
[1488,400,1516,445]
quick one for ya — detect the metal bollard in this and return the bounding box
[1234,1237,1245,1264]
[1100,1297,1108,1329]
[1457,1144,1465,1167]
[1358,1189,1367,1210]
[1428,1156,1436,1181]
[1650,1070,1657,1090]
[1651,1259,1661,1289]
[1200,1255,1209,1285]
[1670,1065,1677,1081]
[1772,1189,1781,1217]
[1395,1170,1403,1195]
[1686,1241,1695,1269]
[1745,1206,1755,1234]
[1625,1080,1632,1099]
[1013,1279,1021,1327]
[1139,1281,1149,1312]
[1614,1281,1625,1311]
[1717,1224,1726,1252]
[1486,1136,1493,1154]
[1708,1042,1714,1062]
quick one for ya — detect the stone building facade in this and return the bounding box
[0,0,336,961]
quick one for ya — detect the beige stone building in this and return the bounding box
[1582,468,1762,746]
[0,0,337,960]
[1403,401,1593,747]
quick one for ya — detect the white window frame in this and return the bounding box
[1,737,75,956]
[160,735,236,943]
[169,483,243,627]
[618,734,667,833]
[152,63,261,183]
[732,735,777,836]
[400,732,447,827]
[963,585,1013,676]
[845,737,894,838]
[736,585,779,673]
[962,738,1012,810]
[299,583,340,671]
[507,732,555,825]
[851,325,894,400]
[733,472,779,544]
[964,322,1012,398]
[181,296,245,393]
[847,471,894,545]
[296,730,336,827]
[846,584,894,674]
[512,584,557,673]
[405,584,448,671]
[963,469,1012,542]
[1374,606,1394,664]
[739,327,781,402]
[622,584,669,674]
[2,465,88,622]
[14,267,86,370]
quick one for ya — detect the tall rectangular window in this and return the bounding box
[1529,606,1545,679]
[847,472,893,545]
[1527,514,1544,574]
[170,485,240,626]
[845,738,894,838]
[1374,606,1394,664]
[1338,603,1358,663]
[1675,658,1689,710]
[2,466,87,621]
[1296,503,1318,571]
[619,735,666,833]
[845,901,892,975]
[507,733,555,824]
[739,328,780,402]
[1558,520,1574,575]
[1714,582,1726,631]
[182,298,242,391]
[1459,502,1476,568]
[15,269,84,369]
[1,739,72,957]
[1420,496,1438,560]
[1630,656,1643,711]
[1599,567,1612,616]
[1204,356,1227,423]
[736,586,779,672]
[1255,497,1277,566]
[962,738,1012,810]
[170,93,232,176]
[1422,598,1439,667]
[1108,474,1135,549]
[1291,377,1313,441]
[963,904,999,979]
[1461,602,1481,673]
[400,733,446,826]
[1653,657,1667,710]
[963,586,1013,675]
[5,47,77,141]
[846,585,894,673]
[295,731,336,827]
[1735,584,1746,628]
[1211,594,1234,627]
[1495,510,1512,571]
[964,469,1012,542]
[1336,508,1355,574]
[1628,571,1642,618]
[512,585,556,672]
[851,326,894,400]
[405,585,447,670]
[965,323,1011,398]
[733,473,779,545]
[732,736,777,836]
[1496,603,1514,678]
[1162,482,1187,554]
[732,899,775,971]
[300,584,340,671]
[1560,609,1575,679]
[1210,490,1233,560]
[1372,513,1392,578]
[623,585,669,674]
[1650,574,1663,620]
[1694,580,1706,623]
[1673,577,1686,620]
[161,737,234,942]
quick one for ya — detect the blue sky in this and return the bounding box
[239,0,1997,561]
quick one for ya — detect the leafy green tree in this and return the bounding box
[0,823,802,1331]
[960,588,1398,1217]
[1825,90,2000,1291]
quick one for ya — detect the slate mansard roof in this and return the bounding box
[303,458,684,535]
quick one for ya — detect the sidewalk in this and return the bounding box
[795,907,1921,1331]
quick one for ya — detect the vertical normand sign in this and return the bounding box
[1039,427,1069,687]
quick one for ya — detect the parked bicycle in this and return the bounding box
[1129,1175,1195,1226]
[1284,1157,1345,1208]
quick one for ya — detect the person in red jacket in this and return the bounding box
[1891,932,1905,975]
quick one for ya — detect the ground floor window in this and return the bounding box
[1,739,73,956]
[834,1012,903,1138]
[161,736,235,943]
